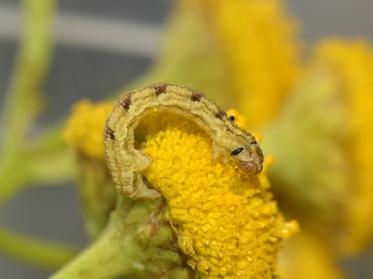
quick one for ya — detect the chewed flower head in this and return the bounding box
[64,100,113,159]
[140,111,297,278]
[313,39,373,253]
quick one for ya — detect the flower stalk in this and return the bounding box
[75,154,116,238]
[51,198,190,279]
[0,0,66,204]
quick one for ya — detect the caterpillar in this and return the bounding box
[104,83,264,199]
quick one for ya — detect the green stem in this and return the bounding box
[0,227,77,270]
[0,128,75,204]
[51,210,140,279]
[24,126,77,186]
[0,156,28,204]
[0,0,55,153]
[52,198,188,279]
[0,0,57,203]
[76,155,116,238]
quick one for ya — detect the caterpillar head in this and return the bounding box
[230,140,264,175]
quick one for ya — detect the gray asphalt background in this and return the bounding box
[1,0,373,278]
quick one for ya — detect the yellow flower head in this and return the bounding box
[64,100,113,159]
[313,39,373,254]
[64,98,296,277]
[185,0,301,127]
[140,111,297,278]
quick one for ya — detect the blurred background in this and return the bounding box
[1,0,373,278]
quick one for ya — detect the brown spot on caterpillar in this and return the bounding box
[120,94,132,110]
[191,91,202,102]
[215,110,227,119]
[154,83,168,96]
[228,115,235,122]
[105,127,116,140]
[251,140,258,145]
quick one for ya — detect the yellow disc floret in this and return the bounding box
[64,100,113,159]
[141,112,296,278]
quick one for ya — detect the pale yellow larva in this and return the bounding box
[104,83,263,199]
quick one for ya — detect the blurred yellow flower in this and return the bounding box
[186,0,301,127]
[278,232,344,279]
[313,39,373,254]
[141,111,297,278]
[64,100,113,159]
[263,38,373,256]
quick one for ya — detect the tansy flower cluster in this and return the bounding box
[63,99,297,278]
